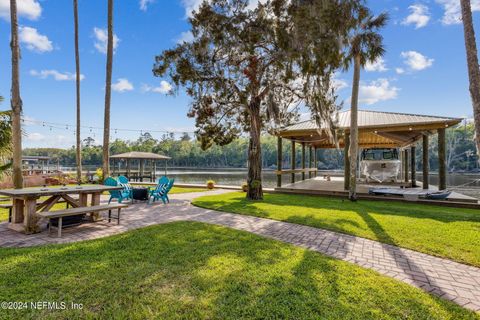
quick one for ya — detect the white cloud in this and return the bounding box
[365,57,388,72]
[142,81,173,94]
[402,4,430,29]
[395,68,405,74]
[139,0,154,11]
[0,0,41,21]
[112,78,134,92]
[436,0,480,25]
[176,31,194,44]
[181,0,202,17]
[401,51,434,71]
[24,132,76,148]
[359,79,399,105]
[332,75,348,91]
[181,0,268,17]
[93,27,119,54]
[30,69,85,81]
[19,26,52,53]
[26,132,45,142]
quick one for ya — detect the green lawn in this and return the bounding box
[192,192,480,267]
[0,222,476,319]
[161,186,209,194]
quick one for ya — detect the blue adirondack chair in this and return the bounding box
[118,175,133,200]
[104,177,132,204]
[163,178,175,203]
[149,176,172,204]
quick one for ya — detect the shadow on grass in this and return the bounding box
[0,222,472,319]
[194,193,480,224]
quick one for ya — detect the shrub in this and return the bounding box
[241,182,248,192]
[206,179,215,189]
[94,168,103,183]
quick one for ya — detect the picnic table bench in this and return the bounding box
[0,199,71,223]
[0,185,122,234]
[38,203,128,237]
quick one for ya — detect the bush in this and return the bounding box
[241,182,248,192]
[206,179,215,189]
[94,168,103,183]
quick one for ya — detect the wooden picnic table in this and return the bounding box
[0,185,122,234]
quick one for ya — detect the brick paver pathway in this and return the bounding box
[0,190,479,312]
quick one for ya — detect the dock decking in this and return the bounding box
[275,177,479,207]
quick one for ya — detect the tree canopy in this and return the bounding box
[153,0,361,199]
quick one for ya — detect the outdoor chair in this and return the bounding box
[163,178,175,203]
[104,177,132,204]
[118,175,133,200]
[149,176,174,204]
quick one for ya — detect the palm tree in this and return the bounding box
[460,0,480,159]
[103,0,114,181]
[0,106,13,181]
[73,0,82,182]
[344,8,388,201]
[10,0,23,189]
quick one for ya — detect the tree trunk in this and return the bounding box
[460,0,480,162]
[246,100,263,200]
[73,0,82,182]
[102,0,114,181]
[348,54,361,201]
[10,0,23,189]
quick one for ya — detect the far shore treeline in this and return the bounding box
[23,123,478,172]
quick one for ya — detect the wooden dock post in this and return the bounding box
[404,149,409,183]
[291,140,296,183]
[411,146,417,187]
[309,146,313,179]
[301,142,306,181]
[438,128,447,190]
[277,137,282,187]
[422,134,429,189]
[344,134,350,190]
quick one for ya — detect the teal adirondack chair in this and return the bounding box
[149,176,173,204]
[163,178,175,203]
[118,175,133,200]
[105,177,132,204]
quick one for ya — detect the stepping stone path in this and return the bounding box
[0,189,479,312]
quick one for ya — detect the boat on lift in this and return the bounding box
[360,148,401,183]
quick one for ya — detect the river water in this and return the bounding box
[156,168,480,199]
[61,166,480,199]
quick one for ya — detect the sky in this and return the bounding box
[0,0,478,148]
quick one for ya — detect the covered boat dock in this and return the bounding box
[110,151,171,182]
[274,110,476,203]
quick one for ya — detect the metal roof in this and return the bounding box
[279,109,463,148]
[281,110,462,132]
[110,151,171,160]
[22,156,51,161]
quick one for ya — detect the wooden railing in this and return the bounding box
[275,168,318,175]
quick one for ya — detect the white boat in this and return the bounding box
[360,148,401,183]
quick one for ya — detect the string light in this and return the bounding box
[21,116,195,135]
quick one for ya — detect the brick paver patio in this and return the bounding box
[0,189,479,312]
